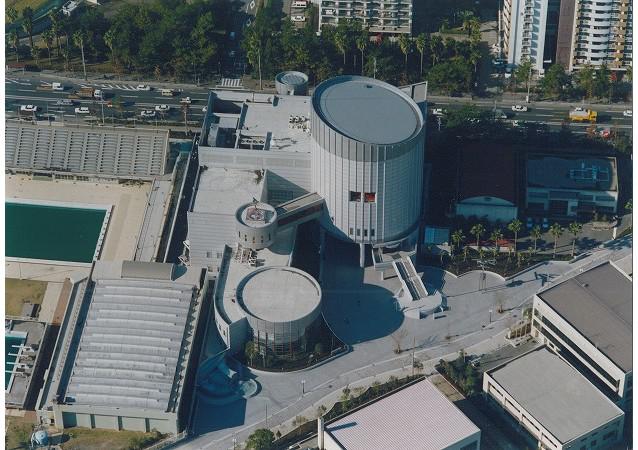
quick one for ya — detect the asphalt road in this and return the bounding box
[5,76,211,126]
[429,96,633,135]
[7,72,632,134]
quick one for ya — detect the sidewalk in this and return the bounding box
[427,93,632,109]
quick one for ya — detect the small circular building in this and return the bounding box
[310,76,426,246]
[275,71,309,96]
[235,202,278,250]
[236,266,322,355]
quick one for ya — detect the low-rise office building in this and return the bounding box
[484,346,624,450]
[318,378,481,450]
[526,153,618,218]
[532,261,632,410]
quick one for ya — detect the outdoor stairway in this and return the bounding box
[393,256,428,301]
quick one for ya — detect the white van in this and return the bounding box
[161,89,174,97]
[292,0,307,7]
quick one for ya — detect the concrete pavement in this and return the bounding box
[177,235,630,450]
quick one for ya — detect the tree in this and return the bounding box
[246,429,275,450]
[245,341,257,366]
[470,223,485,248]
[594,64,611,99]
[49,8,62,58]
[514,58,533,91]
[334,26,348,67]
[507,219,522,252]
[451,229,465,256]
[7,6,18,24]
[9,30,20,62]
[530,225,542,253]
[356,31,368,76]
[575,64,596,99]
[21,7,35,51]
[103,28,116,64]
[42,29,55,65]
[568,222,582,258]
[490,228,503,257]
[625,199,632,213]
[398,34,411,74]
[429,34,443,66]
[74,30,88,80]
[428,57,473,94]
[540,64,570,99]
[31,45,39,65]
[415,33,427,76]
[549,223,563,258]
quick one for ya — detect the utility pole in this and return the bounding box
[411,336,415,376]
[265,400,268,428]
[101,100,105,125]
[373,57,377,79]
[258,47,262,91]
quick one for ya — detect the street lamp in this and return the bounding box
[489,309,493,323]
[301,379,306,396]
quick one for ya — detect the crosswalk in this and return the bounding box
[93,83,139,91]
[5,78,30,86]
[219,78,243,89]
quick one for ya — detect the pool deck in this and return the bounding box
[6,175,152,265]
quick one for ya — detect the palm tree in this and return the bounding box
[355,32,368,76]
[507,219,523,252]
[31,45,39,65]
[398,34,411,74]
[451,229,465,256]
[490,228,503,257]
[244,341,257,366]
[429,34,443,66]
[42,29,55,65]
[334,28,348,67]
[549,223,563,258]
[103,28,116,65]
[470,223,485,249]
[462,13,474,37]
[530,225,542,253]
[6,6,18,24]
[415,33,427,76]
[21,7,35,52]
[49,9,62,58]
[568,222,582,258]
[73,30,87,81]
[9,30,20,62]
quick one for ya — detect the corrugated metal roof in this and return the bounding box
[121,261,174,280]
[187,212,236,270]
[64,275,197,411]
[538,261,632,371]
[5,121,168,178]
[326,379,480,450]
[488,347,624,443]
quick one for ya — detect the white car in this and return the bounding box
[202,106,208,113]
[155,104,170,112]
[432,108,445,116]
[56,99,74,106]
[291,15,306,22]
[20,104,38,112]
[140,110,156,118]
[136,84,152,91]
[94,89,103,99]
[74,107,90,114]
[180,97,192,104]
[623,109,632,117]
[511,104,528,112]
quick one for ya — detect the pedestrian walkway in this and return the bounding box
[38,282,63,324]
[91,83,139,91]
[218,78,243,89]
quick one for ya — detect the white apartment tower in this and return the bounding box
[319,0,413,35]
[501,0,632,72]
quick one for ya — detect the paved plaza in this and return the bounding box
[180,234,632,450]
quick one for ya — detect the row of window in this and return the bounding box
[534,311,621,388]
[349,191,376,202]
[349,227,375,237]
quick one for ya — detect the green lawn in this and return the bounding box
[60,428,164,450]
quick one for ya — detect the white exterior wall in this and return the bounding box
[531,296,629,402]
[483,373,624,450]
[53,404,178,434]
[505,0,549,71]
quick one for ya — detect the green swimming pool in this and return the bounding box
[5,335,25,389]
[6,202,107,263]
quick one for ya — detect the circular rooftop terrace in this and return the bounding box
[237,266,321,324]
[312,75,423,145]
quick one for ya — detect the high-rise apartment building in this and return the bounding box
[501,0,632,73]
[318,0,413,35]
